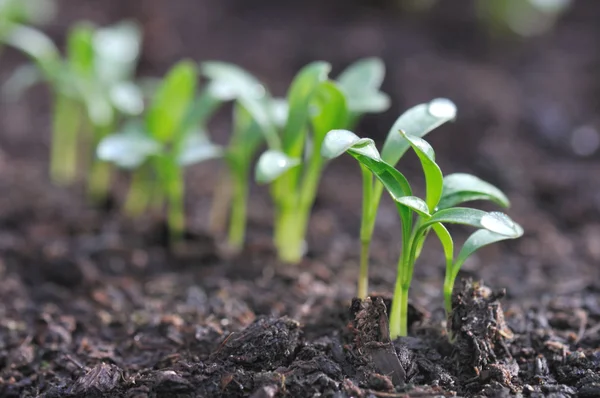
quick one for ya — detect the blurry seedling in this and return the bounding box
[97,60,217,242]
[255,58,389,263]
[0,0,56,43]
[1,20,143,201]
[322,124,522,338]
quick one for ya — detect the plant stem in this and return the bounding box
[274,202,307,263]
[390,278,410,339]
[167,166,185,243]
[50,94,81,185]
[358,164,375,299]
[443,272,454,316]
[87,159,112,203]
[124,168,150,217]
[209,166,233,236]
[227,171,248,252]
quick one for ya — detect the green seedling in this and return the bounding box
[1,20,143,201]
[322,99,457,299]
[97,60,217,242]
[322,125,522,338]
[255,58,389,263]
[0,0,55,43]
[195,61,279,251]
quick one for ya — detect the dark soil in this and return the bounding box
[1,0,600,397]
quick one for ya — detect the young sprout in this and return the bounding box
[97,60,217,242]
[322,99,456,299]
[322,122,522,338]
[197,61,277,251]
[255,58,389,263]
[1,20,143,202]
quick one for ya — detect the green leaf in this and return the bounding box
[1,63,42,100]
[202,61,265,101]
[67,23,95,78]
[177,132,223,166]
[109,81,144,115]
[255,150,301,184]
[321,129,412,199]
[227,101,265,174]
[310,81,348,144]
[452,228,522,281]
[480,211,523,238]
[420,208,522,238]
[399,130,443,210]
[337,57,390,113]
[93,20,142,84]
[432,223,454,272]
[97,123,161,169]
[282,61,331,157]
[396,196,430,217]
[437,173,510,210]
[146,60,197,143]
[1,24,61,78]
[381,98,457,166]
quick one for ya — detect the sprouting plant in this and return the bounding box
[97,60,218,242]
[322,122,522,338]
[254,58,389,263]
[195,61,280,251]
[321,99,456,299]
[0,0,55,42]
[1,20,143,201]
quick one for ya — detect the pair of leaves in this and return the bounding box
[321,127,522,271]
[336,57,390,115]
[99,61,222,169]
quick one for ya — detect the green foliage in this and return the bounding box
[1,19,143,201]
[254,58,389,263]
[322,108,522,339]
[97,60,213,241]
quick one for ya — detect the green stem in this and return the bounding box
[209,167,233,236]
[358,164,375,299]
[274,203,307,263]
[87,159,112,203]
[389,224,416,339]
[227,171,248,252]
[124,168,150,217]
[443,272,454,316]
[50,94,81,185]
[167,167,185,243]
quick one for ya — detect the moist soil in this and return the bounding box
[1,0,600,397]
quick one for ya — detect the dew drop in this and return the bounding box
[481,212,519,236]
[427,98,457,119]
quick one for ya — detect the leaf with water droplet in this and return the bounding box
[255,150,301,184]
[381,98,457,166]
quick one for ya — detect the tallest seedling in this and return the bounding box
[255,58,389,263]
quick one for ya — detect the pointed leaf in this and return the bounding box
[322,129,412,199]
[432,223,454,272]
[255,150,301,184]
[400,131,443,210]
[337,57,390,113]
[452,227,523,281]
[177,132,223,166]
[310,81,348,144]
[109,81,144,115]
[146,60,197,143]
[480,211,523,238]
[97,124,161,169]
[283,61,331,156]
[93,20,141,83]
[438,173,510,210]
[381,98,457,166]
[202,61,265,101]
[396,196,430,217]
[1,24,61,78]
[420,208,522,238]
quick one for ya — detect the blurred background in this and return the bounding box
[1,0,599,302]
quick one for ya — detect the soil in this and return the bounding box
[1,0,600,397]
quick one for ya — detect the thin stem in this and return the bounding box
[274,203,307,263]
[209,166,233,235]
[87,123,114,203]
[167,166,185,243]
[50,93,81,185]
[227,171,248,252]
[443,272,454,316]
[358,164,375,299]
[124,167,150,217]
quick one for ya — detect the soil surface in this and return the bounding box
[1,0,600,397]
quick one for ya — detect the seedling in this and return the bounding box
[97,60,218,241]
[322,122,522,338]
[1,20,143,201]
[255,58,389,263]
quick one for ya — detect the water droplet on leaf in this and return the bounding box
[427,98,457,119]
